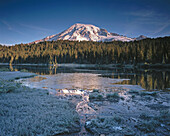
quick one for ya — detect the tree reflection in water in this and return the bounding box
[2,64,170,91]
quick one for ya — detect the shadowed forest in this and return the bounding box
[0,37,169,65]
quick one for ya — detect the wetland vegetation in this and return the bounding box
[0,64,169,135]
[0,36,169,135]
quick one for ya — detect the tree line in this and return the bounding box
[0,37,169,65]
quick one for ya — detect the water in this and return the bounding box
[1,64,169,91]
[1,64,169,135]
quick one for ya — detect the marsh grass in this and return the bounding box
[0,67,10,71]
[20,69,29,72]
[136,110,170,133]
[93,89,100,93]
[85,115,124,134]
[106,92,120,99]
[0,79,21,93]
[129,90,157,97]
[136,120,160,132]
[89,91,124,102]
[128,90,140,94]
[106,92,124,102]
[89,92,104,101]
[0,78,80,135]
[140,91,157,96]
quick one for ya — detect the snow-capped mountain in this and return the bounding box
[30,23,147,44]
[135,35,148,41]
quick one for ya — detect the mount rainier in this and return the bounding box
[30,23,147,44]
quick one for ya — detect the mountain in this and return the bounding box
[30,23,147,44]
[135,35,148,41]
[0,43,13,46]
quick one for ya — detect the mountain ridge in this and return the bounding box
[29,23,147,44]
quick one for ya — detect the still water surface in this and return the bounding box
[1,64,170,91]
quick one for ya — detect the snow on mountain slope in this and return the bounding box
[135,35,147,40]
[30,23,147,44]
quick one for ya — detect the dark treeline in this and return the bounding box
[0,37,169,65]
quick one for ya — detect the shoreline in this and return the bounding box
[0,71,170,136]
[0,71,81,136]
[0,63,170,69]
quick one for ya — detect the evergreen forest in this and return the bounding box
[0,37,169,65]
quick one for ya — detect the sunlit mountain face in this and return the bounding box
[29,23,147,44]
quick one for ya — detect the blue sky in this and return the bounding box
[0,0,170,45]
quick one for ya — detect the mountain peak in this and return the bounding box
[135,35,147,40]
[30,23,147,44]
[73,23,97,27]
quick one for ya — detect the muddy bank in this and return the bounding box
[0,72,80,136]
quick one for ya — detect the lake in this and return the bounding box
[1,64,170,136]
[1,64,169,91]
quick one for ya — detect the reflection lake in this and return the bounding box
[1,64,169,91]
[1,64,170,135]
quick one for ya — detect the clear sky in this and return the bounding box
[0,0,170,45]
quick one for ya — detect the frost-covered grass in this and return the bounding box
[128,90,140,94]
[136,110,170,133]
[85,115,124,134]
[89,90,124,102]
[140,91,157,96]
[87,88,170,135]
[0,88,80,135]
[0,79,20,93]
[106,92,122,101]
[0,67,10,71]
[85,110,170,135]
[0,73,80,136]
[137,120,160,132]
[0,71,36,81]
[89,89,104,101]
[20,69,29,72]
[129,90,157,96]
[89,92,104,101]
[92,89,100,93]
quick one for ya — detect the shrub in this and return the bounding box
[93,89,99,93]
[140,91,157,96]
[85,115,123,134]
[106,92,121,101]
[136,120,159,132]
[129,90,140,94]
[89,92,103,101]
[0,68,10,71]
[20,69,29,72]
